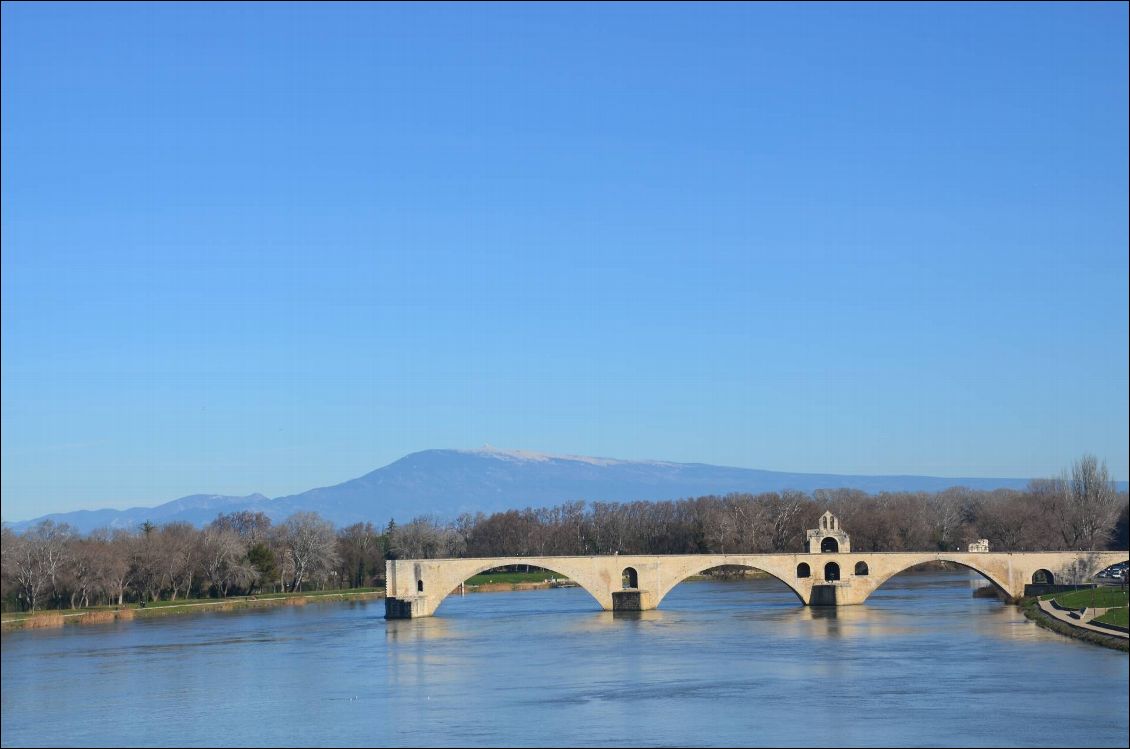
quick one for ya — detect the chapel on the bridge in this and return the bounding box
[806,511,851,554]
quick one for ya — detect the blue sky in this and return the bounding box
[2,3,1127,521]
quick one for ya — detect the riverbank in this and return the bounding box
[0,588,384,633]
[1019,596,1129,652]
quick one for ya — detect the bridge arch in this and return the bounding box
[655,561,807,606]
[428,559,610,615]
[858,556,1013,604]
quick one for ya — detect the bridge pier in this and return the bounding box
[808,585,837,606]
[385,596,429,619]
[612,589,657,612]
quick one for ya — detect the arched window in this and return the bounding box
[821,517,827,529]
[797,563,811,579]
[417,579,424,593]
[830,517,835,530]
[622,567,639,589]
[821,537,839,553]
[1032,569,1054,585]
[824,562,840,582]
[854,561,869,576]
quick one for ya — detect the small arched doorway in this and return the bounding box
[824,562,840,582]
[821,537,839,553]
[1032,569,1054,585]
[797,563,811,579]
[622,567,639,589]
[854,561,869,576]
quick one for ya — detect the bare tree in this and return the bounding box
[390,515,465,559]
[200,526,248,597]
[282,512,339,591]
[765,491,812,552]
[6,520,76,610]
[975,491,1044,551]
[130,521,164,602]
[927,489,967,552]
[211,511,272,544]
[1068,455,1122,549]
[6,530,48,610]
[159,522,200,600]
[64,538,99,608]
[1034,456,1122,550]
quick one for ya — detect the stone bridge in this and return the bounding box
[384,550,1128,618]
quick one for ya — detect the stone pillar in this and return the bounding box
[612,589,657,611]
[809,585,839,606]
[385,596,429,619]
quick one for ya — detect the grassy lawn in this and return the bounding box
[465,571,567,585]
[1093,607,1128,628]
[1041,588,1128,610]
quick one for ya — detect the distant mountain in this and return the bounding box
[9,494,272,534]
[11,447,1115,534]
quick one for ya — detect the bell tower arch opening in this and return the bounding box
[806,511,851,554]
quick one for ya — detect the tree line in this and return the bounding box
[3,454,1125,612]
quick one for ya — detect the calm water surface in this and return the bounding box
[2,571,1127,747]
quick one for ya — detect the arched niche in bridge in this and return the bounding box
[854,561,869,576]
[1032,569,1055,585]
[797,563,811,579]
[824,562,840,582]
[622,567,638,589]
[820,537,839,553]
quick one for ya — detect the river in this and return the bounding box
[2,571,1127,747]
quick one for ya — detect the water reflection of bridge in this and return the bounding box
[385,550,1128,618]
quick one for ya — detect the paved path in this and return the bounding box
[1037,598,1128,639]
